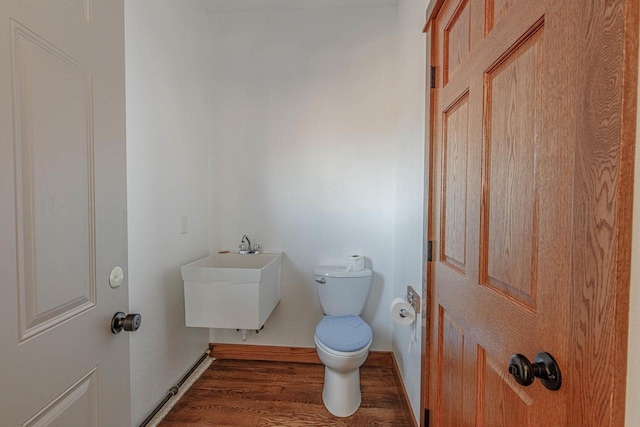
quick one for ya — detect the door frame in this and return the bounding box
[420,1,639,425]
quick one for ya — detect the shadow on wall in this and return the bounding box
[276,253,325,323]
[364,265,384,332]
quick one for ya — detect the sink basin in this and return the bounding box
[181,252,282,330]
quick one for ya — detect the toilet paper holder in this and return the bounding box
[403,285,421,315]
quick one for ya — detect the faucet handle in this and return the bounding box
[253,244,260,252]
[239,243,247,251]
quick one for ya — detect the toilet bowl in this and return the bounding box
[313,266,373,417]
[314,315,372,417]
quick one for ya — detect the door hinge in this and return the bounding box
[430,66,436,89]
[426,240,433,262]
[424,408,430,427]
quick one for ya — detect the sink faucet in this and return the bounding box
[240,235,251,253]
[239,235,261,254]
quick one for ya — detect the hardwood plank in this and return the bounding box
[160,359,415,427]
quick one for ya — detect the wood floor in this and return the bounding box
[159,358,415,427]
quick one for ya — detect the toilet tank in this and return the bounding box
[313,266,373,316]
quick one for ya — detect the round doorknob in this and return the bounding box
[508,352,562,391]
[508,354,535,386]
[111,312,142,334]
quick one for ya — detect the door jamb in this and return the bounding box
[420,4,443,426]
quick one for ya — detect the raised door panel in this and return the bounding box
[441,93,469,273]
[478,348,533,427]
[486,0,517,33]
[443,0,470,85]
[12,21,96,342]
[58,0,92,23]
[23,369,98,427]
[436,307,465,426]
[480,25,543,309]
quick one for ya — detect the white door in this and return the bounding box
[0,0,130,425]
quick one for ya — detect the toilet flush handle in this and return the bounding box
[315,278,326,284]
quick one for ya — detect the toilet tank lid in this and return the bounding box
[313,266,372,278]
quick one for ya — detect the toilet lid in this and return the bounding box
[315,315,372,352]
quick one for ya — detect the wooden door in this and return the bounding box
[424,0,637,425]
[0,0,130,425]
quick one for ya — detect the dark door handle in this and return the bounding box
[508,352,561,391]
[111,312,142,334]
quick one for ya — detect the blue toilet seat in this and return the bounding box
[315,315,372,353]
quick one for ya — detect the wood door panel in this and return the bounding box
[437,306,465,426]
[443,0,471,85]
[435,300,539,427]
[439,3,545,113]
[442,92,469,272]
[437,274,536,352]
[486,0,517,33]
[480,349,533,427]
[480,24,543,308]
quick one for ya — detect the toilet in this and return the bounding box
[313,266,373,417]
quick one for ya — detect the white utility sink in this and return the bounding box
[181,252,282,330]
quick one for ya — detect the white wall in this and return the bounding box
[392,0,430,422]
[125,1,210,424]
[625,37,640,426]
[124,1,430,423]
[206,2,401,351]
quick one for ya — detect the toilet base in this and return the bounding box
[322,365,362,417]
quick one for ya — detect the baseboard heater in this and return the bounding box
[139,346,212,427]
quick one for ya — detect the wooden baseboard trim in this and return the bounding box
[211,343,321,364]
[391,353,419,427]
[209,343,394,368]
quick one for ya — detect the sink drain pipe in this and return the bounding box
[139,346,212,427]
